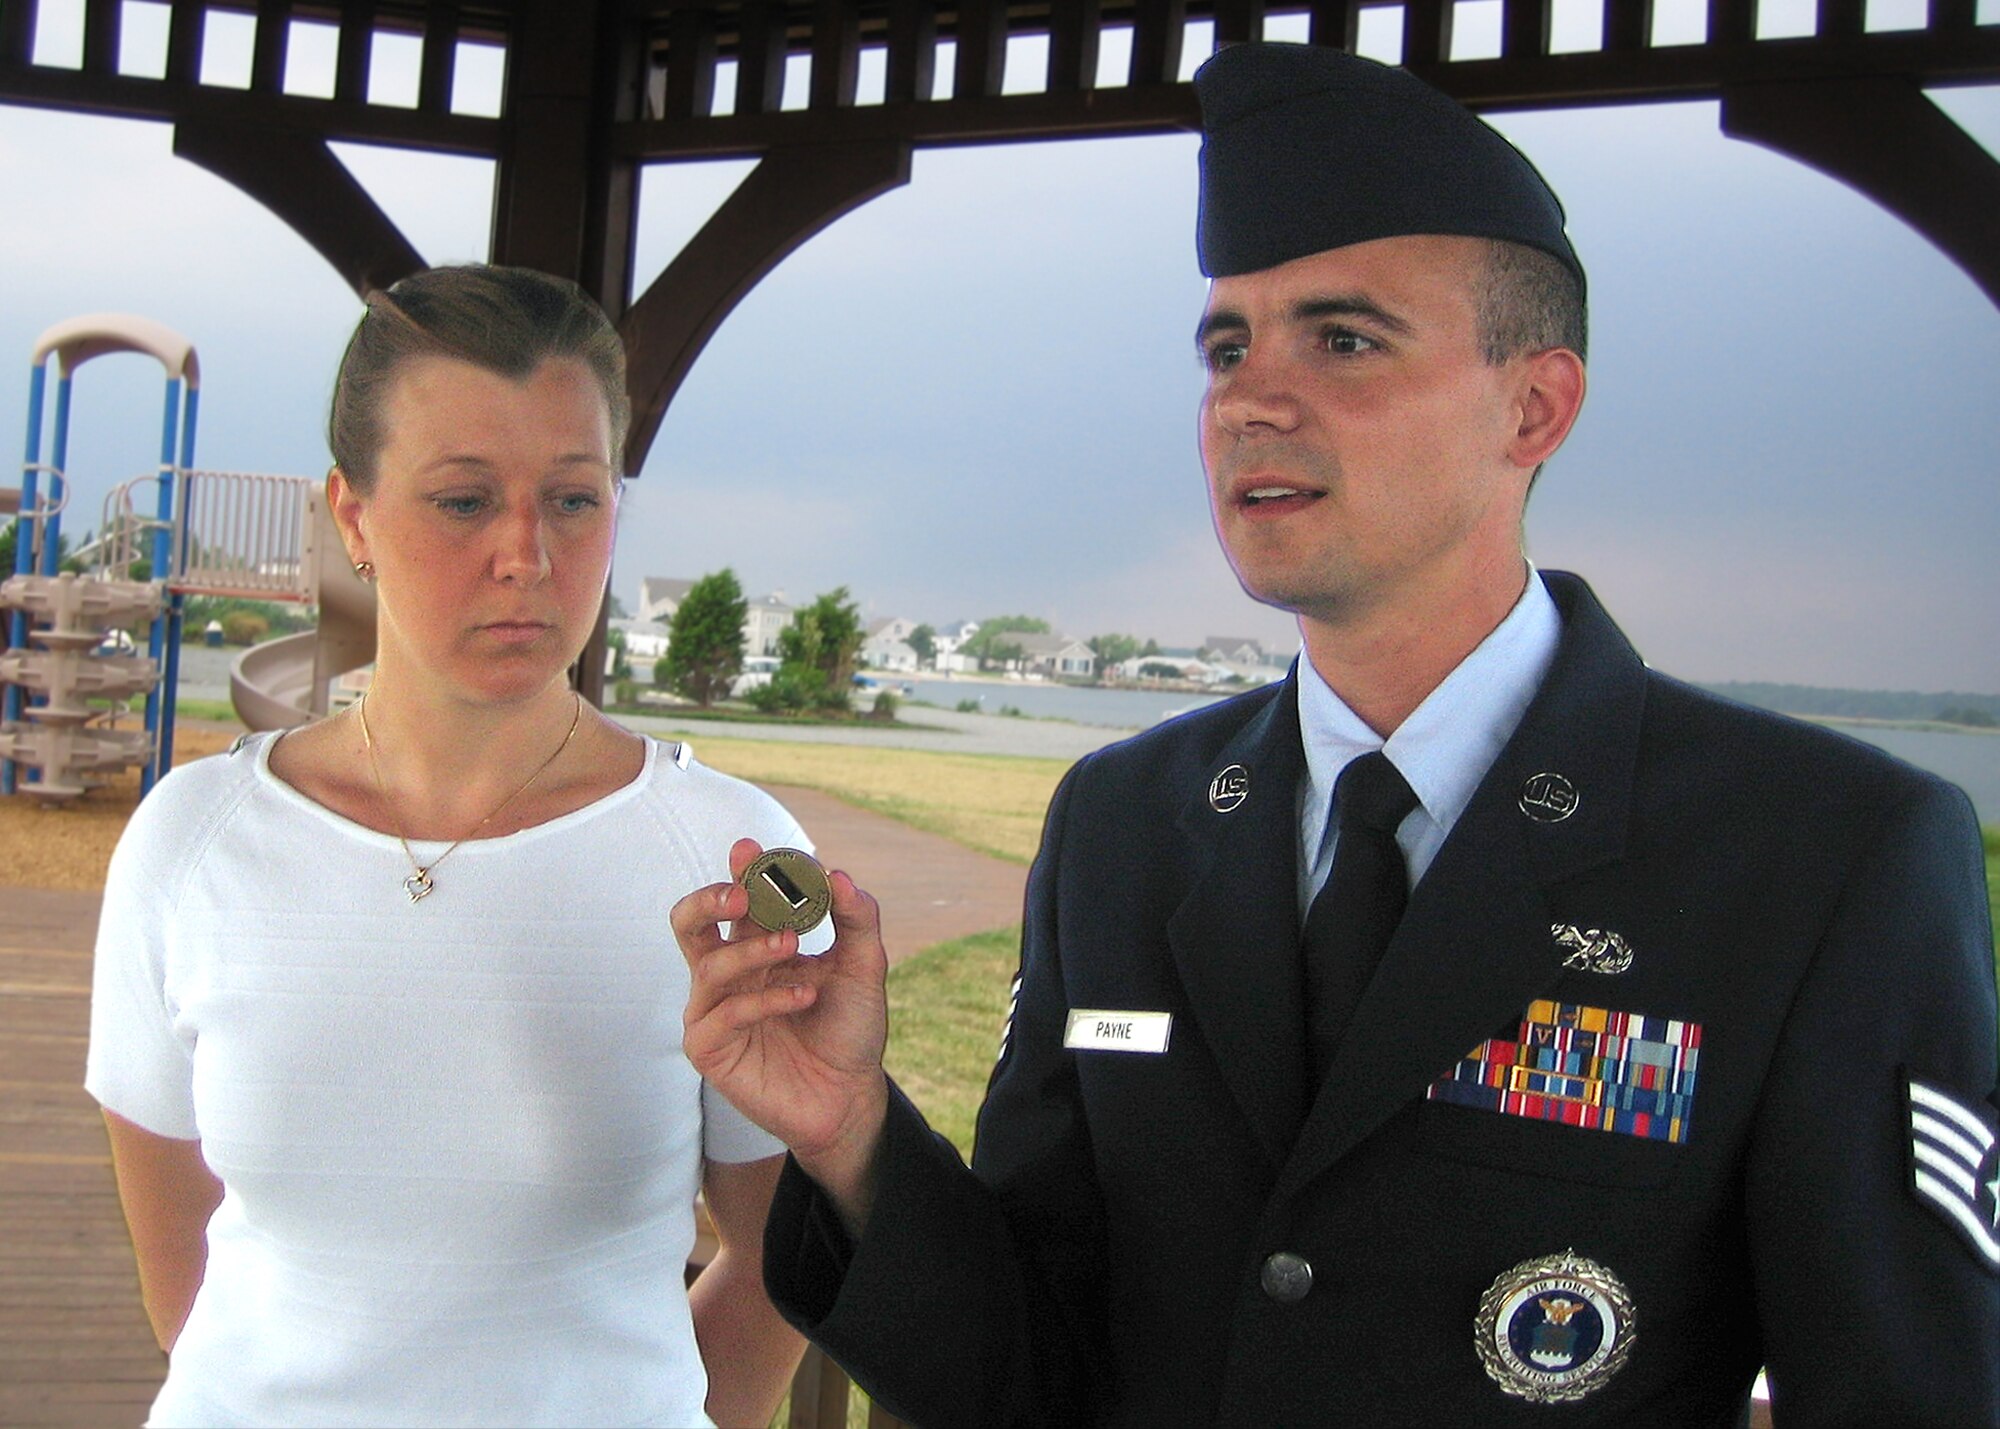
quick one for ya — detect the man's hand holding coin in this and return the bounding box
[672,838,894,1233]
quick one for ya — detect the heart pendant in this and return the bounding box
[403,870,435,903]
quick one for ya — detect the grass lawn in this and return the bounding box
[883,926,1022,1160]
[172,697,240,723]
[655,730,1073,866]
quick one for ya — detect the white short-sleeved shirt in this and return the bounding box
[86,733,813,1428]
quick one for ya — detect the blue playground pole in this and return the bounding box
[142,377,183,797]
[38,372,73,578]
[2,362,47,795]
[149,380,198,792]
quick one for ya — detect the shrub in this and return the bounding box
[219,611,269,645]
[748,666,821,713]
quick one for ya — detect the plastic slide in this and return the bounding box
[229,489,376,730]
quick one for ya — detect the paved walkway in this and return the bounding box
[0,786,1027,1427]
[763,784,1028,962]
[621,703,1133,761]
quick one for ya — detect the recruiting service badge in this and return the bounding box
[1476,1249,1635,1403]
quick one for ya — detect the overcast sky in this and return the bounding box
[2,12,1996,692]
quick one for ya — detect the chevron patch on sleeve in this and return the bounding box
[1905,1073,2000,1273]
[995,971,1023,1067]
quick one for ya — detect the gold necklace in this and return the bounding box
[358,689,583,904]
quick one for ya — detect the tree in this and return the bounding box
[1139,660,1184,680]
[1088,632,1143,673]
[907,623,936,669]
[771,586,865,712]
[962,614,1048,669]
[0,520,82,576]
[662,568,747,708]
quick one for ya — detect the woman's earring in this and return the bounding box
[354,561,375,581]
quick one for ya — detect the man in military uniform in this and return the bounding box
[674,42,2000,1425]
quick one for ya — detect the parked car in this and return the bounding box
[730,655,779,698]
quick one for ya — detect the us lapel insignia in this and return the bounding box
[1904,1073,2000,1272]
[1519,771,1579,822]
[1208,763,1250,812]
[1552,924,1634,975]
[1428,1000,1702,1144]
[1476,1249,1636,1403]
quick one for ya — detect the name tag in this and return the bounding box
[1063,1009,1172,1054]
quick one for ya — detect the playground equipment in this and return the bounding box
[1,314,191,799]
[0,571,158,798]
[1,314,376,803]
[221,485,375,732]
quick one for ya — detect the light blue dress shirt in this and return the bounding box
[1294,567,1563,922]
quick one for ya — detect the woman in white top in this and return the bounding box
[86,265,809,1427]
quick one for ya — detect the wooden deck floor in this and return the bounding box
[0,887,163,1429]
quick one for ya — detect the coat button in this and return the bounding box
[1260,1251,1313,1303]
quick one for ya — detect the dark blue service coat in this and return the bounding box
[766,571,2000,1427]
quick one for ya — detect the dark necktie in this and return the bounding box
[1302,751,1420,1081]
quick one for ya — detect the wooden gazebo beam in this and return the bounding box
[172,119,425,298]
[1721,75,2000,311]
[620,138,915,479]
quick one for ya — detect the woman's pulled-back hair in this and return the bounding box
[328,264,631,491]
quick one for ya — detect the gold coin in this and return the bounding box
[741,847,832,933]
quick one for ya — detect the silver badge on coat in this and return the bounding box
[1476,1249,1636,1403]
[1551,924,1635,976]
[1208,763,1250,812]
[1519,772,1579,823]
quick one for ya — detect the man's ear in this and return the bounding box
[1507,347,1586,472]
[327,467,369,569]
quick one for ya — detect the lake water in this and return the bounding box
[1829,725,2000,828]
[902,678,2000,826]
[901,678,1232,730]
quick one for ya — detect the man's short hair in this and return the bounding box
[1477,239,1588,366]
